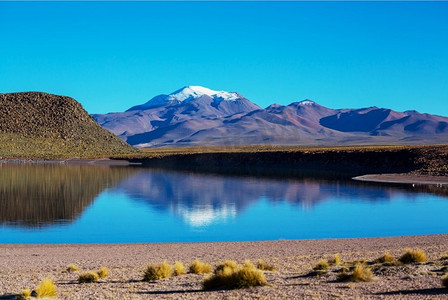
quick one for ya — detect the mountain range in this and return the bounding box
[93,86,448,148]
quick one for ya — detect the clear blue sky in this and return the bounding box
[1,1,447,115]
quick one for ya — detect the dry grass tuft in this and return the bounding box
[338,264,373,282]
[97,267,108,278]
[66,264,79,273]
[442,273,448,288]
[189,260,212,274]
[313,260,329,271]
[78,271,100,283]
[377,252,395,264]
[19,289,32,300]
[173,261,187,276]
[143,261,173,281]
[232,266,267,288]
[203,264,267,290]
[399,249,427,264]
[243,260,255,269]
[257,259,275,271]
[216,260,239,273]
[35,278,57,298]
[329,254,341,266]
[352,264,374,282]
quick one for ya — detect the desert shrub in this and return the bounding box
[203,266,234,290]
[66,264,79,273]
[257,259,275,271]
[189,260,212,274]
[377,252,395,264]
[203,265,267,290]
[352,264,374,282]
[329,254,341,266]
[442,273,448,288]
[78,271,99,283]
[18,289,32,300]
[173,261,186,276]
[232,266,267,288]
[216,260,239,273]
[35,278,57,298]
[243,260,255,269]
[313,260,329,271]
[97,267,108,278]
[143,261,172,281]
[399,249,427,264]
[338,264,373,282]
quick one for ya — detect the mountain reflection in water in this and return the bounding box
[0,164,135,227]
[1,164,447,243]
[113,169,447,227]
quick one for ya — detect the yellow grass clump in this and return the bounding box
[189,260,212,274]
[374,252,399,266]
[97,267,108,278]
[203,263,267,290]
[257,259,275,271]
[329,254,341,266]
[19,289,32,300]
[66,264,79,273]
[313,260,329,271]
[352,264,374,282]
[35,278,57,298]
[377,252,395,264]
[143,261,173,281]
[399,249,427,264]
[216,260,239,273]
[243,260,255,269]
[442,274,448,288]
[173,261,186,276]
[78,271,100,283]
[338,264,373,282]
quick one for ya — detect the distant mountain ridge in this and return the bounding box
[93,86,448,148]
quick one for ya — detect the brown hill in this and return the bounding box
[0,92,137,158]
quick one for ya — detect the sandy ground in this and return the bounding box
[353,174,448,186]
[1,235,448,299]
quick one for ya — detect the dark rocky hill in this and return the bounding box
[0,92,137,158]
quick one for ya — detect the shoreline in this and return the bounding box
[2,157,448,187]
[1,234,448,299]
[0,157,140,166]
[1,144,447,181]
[353,173,448,186]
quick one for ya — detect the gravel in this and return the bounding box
[1,235,448,299]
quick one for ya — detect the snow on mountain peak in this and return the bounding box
[169,86,240,102]
[298,99,316,106]
[126,86,242,110]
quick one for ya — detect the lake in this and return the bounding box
[1,163,447,243]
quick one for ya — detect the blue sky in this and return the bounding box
[1,1,447,115]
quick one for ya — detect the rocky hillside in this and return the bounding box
[0,92,137,158]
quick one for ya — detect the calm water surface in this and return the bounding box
[1,164,447,243]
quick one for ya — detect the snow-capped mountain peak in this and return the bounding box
[298,99,316,106]
[127,86,242,111]
[168,86,240,102]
